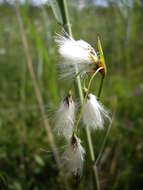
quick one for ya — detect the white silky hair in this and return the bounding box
[55,33,97,79]
[83,94,111,129]
[55,98,75,140]
[61,136,85,176]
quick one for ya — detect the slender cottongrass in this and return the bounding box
[54,33,111,179]
[51,1,112,188]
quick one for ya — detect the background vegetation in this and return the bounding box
[0,0,143,189]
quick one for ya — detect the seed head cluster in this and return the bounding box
[54,33,111,177]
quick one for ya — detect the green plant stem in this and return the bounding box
[95,117,113,165]
[97,75,104,99]
[95,74,113,167]
[57,1,101,189]
[58,0,83,102]
[86,127,95,162]
[94,165,101,190]
[91,73,105,190]
[73,67,103,135]
[58,0,72,35]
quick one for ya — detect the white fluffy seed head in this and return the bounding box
[61,135,85,176]
[55,94,75,140]
[55,33,98,79]
[83,93,111,130]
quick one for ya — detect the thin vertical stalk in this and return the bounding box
[97,76,104,99]
[16,1,60,167]
[58,0,83,102]
[59,0,100,189]
[93,69,105,190]
[86,127,95,162]
[96,117,113,165]
[37,47,43,80]
[94,165,101,190]
[58,0,72,36]
[15,2,70,189]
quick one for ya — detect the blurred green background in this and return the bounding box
[0,0,143,189]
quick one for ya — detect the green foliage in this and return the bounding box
[50,0,64,25]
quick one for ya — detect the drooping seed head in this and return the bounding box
[55,91,75,139]
[83,93,111,130]
[55,33,99,79]
[61,135,85,176]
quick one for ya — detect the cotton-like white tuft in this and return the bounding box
[61,135,85,176]
[83,93,111,129]
[55,95,75,140]
[55,33,98,79]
